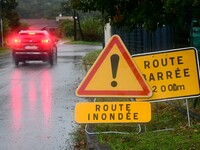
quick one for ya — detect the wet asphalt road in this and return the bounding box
[0,42,102,150]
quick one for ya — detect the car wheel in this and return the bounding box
[49,48,57,66]
[53,47,57,64]
[49,55,53,66]
[14,58,19,66]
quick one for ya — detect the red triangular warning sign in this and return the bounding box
[76,35,152,97]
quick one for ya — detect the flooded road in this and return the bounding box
[0,43,102,149]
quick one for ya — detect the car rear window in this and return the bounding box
[19,33,45,36]
[18,32,47,43]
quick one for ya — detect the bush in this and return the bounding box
[59,19,74,38]
[58,15,103,41]
[82,49,101,65]
[81,18,103,42]
[82,49,101,72]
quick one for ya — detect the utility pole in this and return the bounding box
[76,13,83,40]
[73,9,77,41]
[0,0,3,47]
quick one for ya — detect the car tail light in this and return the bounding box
[42,39,49,43]
[12,38,21,47]
[29,32,35,35]
[14,38,21,43]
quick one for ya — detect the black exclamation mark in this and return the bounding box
[110,54,119,87]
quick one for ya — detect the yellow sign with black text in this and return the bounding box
[75,102,151,123]
[133,48,200,101]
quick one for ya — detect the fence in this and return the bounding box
[111,25,190,55]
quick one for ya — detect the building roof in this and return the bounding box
[21,18,58,30]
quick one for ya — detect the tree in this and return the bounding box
[60,0,73,16]
[71,0,200,32]
[16,0,65,18]
[1,0,20,33]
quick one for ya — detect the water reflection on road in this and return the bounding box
[11,70,22,131]
[41,70,52,128]
[0,43,102,149]
[9,67,54,149]
[10,68,53,129]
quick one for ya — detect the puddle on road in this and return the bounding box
[58,55,82,59]
[58,55,82,64]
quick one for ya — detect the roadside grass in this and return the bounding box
[71,124,86,149]
[68,40,102,45]
[82,49,101,69]
[0,47,9,54]
[94,101,200,150]
[72,98,200,149]
[97,125,200,150]
[73,49,200,149]
[64,37,102,45]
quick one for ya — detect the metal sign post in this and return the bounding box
[0,0,3,47]
[1,18,3,47]
[185,99,191,127]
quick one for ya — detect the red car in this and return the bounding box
[11,30,57,66]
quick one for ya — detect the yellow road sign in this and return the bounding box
[133,47,200,101]
[75,102,151,123]
[76,35,152,98]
